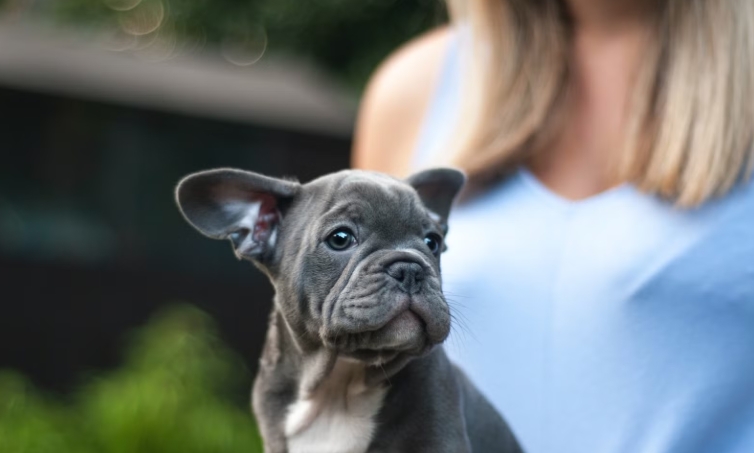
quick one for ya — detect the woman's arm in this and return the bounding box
[352,26,451,177]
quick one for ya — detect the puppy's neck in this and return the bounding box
[266,303,415,395]
[284,357,375,436]
[262,307,338,393]
[262,308,387,453]
[284,357,387,453]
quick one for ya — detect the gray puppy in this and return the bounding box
[175,167,521,453]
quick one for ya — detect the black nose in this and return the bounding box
[386,261,424,294]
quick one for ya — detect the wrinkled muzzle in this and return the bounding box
[320,250,450,363]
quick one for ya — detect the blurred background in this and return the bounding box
[0,0,446,449]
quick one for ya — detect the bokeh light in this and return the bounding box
[220,25,267,67]
[118,0,165,36]
[104,0,143,13]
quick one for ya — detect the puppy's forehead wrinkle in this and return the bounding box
[342,189,427,230]
[320,201,369,226]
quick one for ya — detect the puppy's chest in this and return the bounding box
[284,360,387,453]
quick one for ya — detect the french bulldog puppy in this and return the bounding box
[175,168,521,453]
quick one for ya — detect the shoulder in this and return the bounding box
[352,26,453,177]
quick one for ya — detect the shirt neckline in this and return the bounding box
[517,166,633,210]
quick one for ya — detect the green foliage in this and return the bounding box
[41,0,446,90]
[0,372,89,453]
[0,305,263,453]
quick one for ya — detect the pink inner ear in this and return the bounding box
[252,195,280,245]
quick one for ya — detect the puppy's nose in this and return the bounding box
[386,261,424,294]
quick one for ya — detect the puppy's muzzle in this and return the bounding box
[321,251,450,358]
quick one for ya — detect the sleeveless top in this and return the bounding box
[413,36,754,453]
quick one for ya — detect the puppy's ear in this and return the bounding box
[175,168,300,261]
[405,168,466,227]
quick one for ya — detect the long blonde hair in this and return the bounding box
[446,0,754,206]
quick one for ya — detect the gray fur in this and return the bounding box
[175,167,522,453]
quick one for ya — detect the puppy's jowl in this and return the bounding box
[176,168,521,453]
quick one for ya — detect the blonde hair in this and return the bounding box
[446,0,754,206]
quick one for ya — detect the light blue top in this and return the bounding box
[414,36,754,453]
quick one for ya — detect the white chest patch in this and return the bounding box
[284,359,387,453]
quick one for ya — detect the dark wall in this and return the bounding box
[0,87,352,393]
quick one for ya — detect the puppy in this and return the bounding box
[175,167,521,453]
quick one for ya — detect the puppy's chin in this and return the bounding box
[371,310,427,349]
[338,311,432,366]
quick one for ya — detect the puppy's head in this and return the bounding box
[176,168,464,365]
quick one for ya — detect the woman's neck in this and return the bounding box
[528,4,655,200]
[564,0,656,36]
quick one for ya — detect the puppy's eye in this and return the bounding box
[326,228,356,251]
[424,233,442,255]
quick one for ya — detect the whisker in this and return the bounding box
[445,299,480,349]
[449,313,477,349]
[442,291,472,300]
[379,362,391,387]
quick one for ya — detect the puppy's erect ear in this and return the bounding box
[175,168,300,261]
[405,168,466,227]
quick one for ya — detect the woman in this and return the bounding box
[353,1,754,452]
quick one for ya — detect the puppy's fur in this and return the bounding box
[176,168,521,453]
